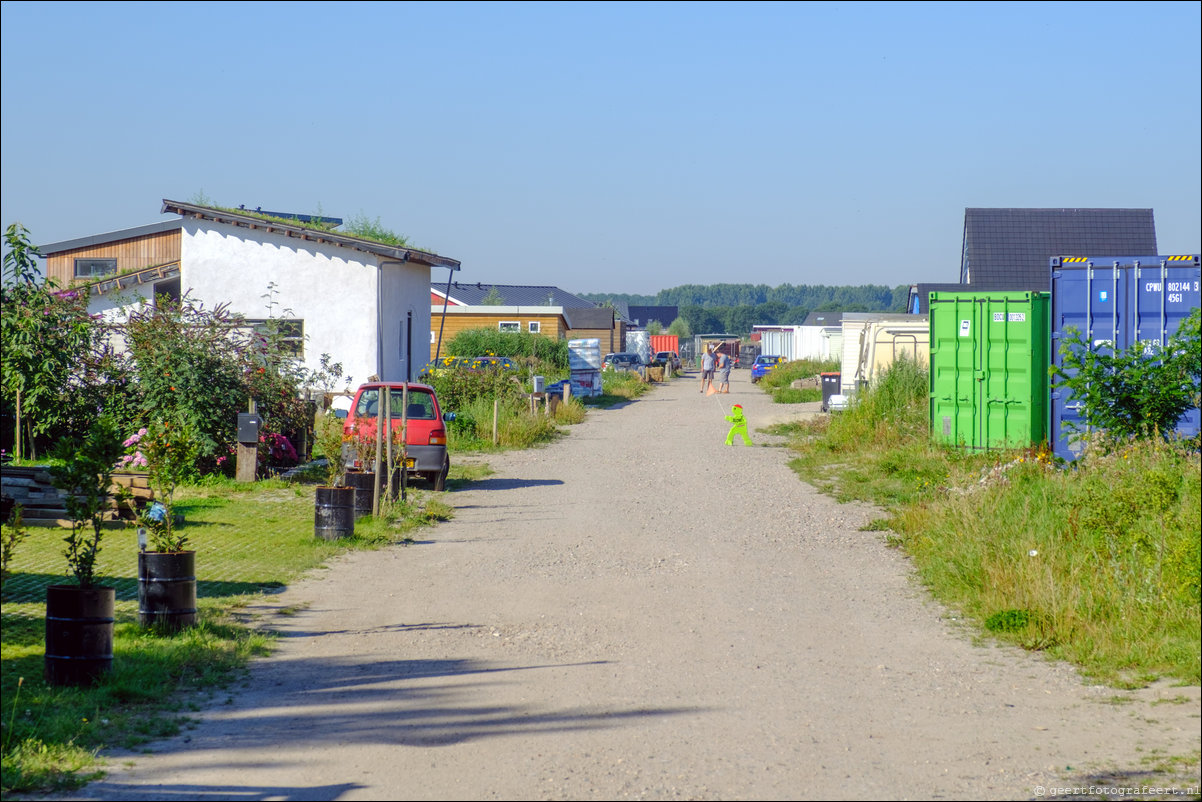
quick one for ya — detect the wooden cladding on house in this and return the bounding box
[428,312,625,359]
[45,229,181,286]
[430,312,569,359]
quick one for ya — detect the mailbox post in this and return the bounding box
[236,411,261,483]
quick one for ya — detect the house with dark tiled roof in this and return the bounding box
[430,282,625,358]
[907,208,1158,313]
[430,281,596,308]
[617,304,678,329]
[39,200,460,386]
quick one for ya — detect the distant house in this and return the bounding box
[618,304,679,329]
[753,312,844,362]
[39,200,460,386]
[429,282,623,358]
[801,311,843,328]
[907,207,1158,313]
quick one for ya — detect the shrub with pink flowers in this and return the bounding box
[116,427,150,470]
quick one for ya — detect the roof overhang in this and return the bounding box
[429,305,567,316]
[162,199,461,270]
[38,220,182,255]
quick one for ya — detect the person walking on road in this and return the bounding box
[716,350,731,393]
[700,347,716,393]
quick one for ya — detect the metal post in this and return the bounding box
[373,390,384,516]
[384,386,393,512]
[400,384,408,502]
[434,268,455,361]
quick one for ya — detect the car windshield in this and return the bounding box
[355,388,436,420]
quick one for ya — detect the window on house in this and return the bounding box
[244,318,305,357]
[528,322,541,333]
[498,321,519,332]
[153,278,180,305]
[74,258,117,278]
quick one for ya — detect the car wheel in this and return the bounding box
[432,454,450,492]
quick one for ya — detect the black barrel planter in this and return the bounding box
[345,470,403,520]
[138,551,198,631]
[44,584,115,686]
[344,470,376,520]
[314,485,355,540]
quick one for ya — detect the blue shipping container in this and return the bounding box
[1050,255,1201,461]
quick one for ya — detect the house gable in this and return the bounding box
[47,200,461,388]
[181,219,434,384]
[163,200,461,270]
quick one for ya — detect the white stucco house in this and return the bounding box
[39,200,461,388]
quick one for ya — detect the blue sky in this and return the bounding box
[2,1,1198,296]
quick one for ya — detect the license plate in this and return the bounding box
[404,458,415,469]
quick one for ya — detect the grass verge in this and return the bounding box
[783,356,1201,687]
[759,358,839,392]
[0,478,452,795]
[590,370,655,407]
[447,395,584,452]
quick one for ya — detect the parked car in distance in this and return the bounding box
[468,355,519,372]
[751,355,787,383]
[654,350,681,371]
[602,352,642,371]
[342,382,453,491]
[418,355,470,379]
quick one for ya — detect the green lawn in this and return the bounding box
[1,477,450,795]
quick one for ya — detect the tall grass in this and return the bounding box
[598,370,653,402]
[443,329,569,370]
[447,396,572,451]
[829,354,929,447]
[772,387,821,404]
[787,355,984,506]
[759,358,839,392]
[892,439,1200,684]
[786,356,1201,685]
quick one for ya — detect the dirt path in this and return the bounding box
[71,369,1199,801]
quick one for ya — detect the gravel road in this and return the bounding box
[69,369,1199,801]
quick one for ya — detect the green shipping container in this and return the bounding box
[929,291,1050,450]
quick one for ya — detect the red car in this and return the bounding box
[342,382,452,491]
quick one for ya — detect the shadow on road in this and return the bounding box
[76,651,708,799]
[74,781,365,801]
[151,652,705,748]
[461,477,564,491]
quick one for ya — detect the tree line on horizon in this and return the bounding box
[581,283,910,336]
